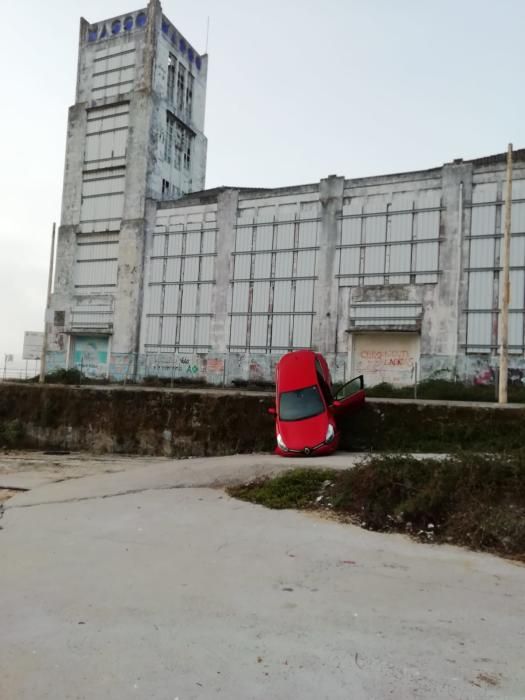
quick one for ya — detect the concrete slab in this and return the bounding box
[5,452,367,508]
[1,478,524,700]
[0,474,57,490]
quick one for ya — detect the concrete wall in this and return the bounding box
[2,384,525,456]
[122,152,525,387]
[48,20,525,396]
[49,0,208,369]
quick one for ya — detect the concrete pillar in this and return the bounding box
[312,175,344,355]
[210,189,239,352]
[111,223,143,355]
[76,18,89,101]
[49,101,88,351]
[112,1,160,357]
[60,105,87,227]
[142,0,161,91]
[432,162,473,367]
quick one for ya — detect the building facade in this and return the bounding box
[49,145,525,387]
[136,151,525,387]
[46,8,525,387]
[47,0,207,377]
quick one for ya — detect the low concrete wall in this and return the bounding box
[1,384,524,456]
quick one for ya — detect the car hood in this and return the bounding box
[277,412,330,451]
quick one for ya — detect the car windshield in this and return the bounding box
[279,385,325,421]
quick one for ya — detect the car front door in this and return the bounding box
[331,375,365,415]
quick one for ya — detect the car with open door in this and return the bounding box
[268,350,365,456]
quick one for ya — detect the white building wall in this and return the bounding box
[151,13,208,199]
[136,153,525,387]
[48,11,525,388]
[141,203,217,354]
[228,193,320,352]
[49,0,208,373]
[465,177,525,355]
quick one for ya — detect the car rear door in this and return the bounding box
[332,375,365,415]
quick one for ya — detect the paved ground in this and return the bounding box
[1,452,525,699]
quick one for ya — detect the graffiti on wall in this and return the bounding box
[144,354,200,377]
[73,336,109,378]
[358,350,416,370]
[355,348,417,386]
[474,366,525,386]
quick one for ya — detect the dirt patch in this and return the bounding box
[0,489,21,504]
[228,453,525,561]
[471,672,502,688]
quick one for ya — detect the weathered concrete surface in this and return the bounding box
[0,451,155,490]
[2,452,367,508]
[1,456,524,700]
[2,383,525,456]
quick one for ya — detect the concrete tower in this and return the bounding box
[47,1,207,377]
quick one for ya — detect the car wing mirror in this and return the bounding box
[267,406,277,416]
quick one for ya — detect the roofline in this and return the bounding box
[158,147,525,208]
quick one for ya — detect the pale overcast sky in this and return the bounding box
[0,0,523,372]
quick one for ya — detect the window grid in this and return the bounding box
[228,213,319,352]
[464,192,525,354]
[337,202,442,287]
[145,223,216,351]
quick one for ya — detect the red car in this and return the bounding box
[268,350,365,457]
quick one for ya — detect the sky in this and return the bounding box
[0,0,524,374]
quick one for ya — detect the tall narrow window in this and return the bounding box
[162,178,171,197]
[183,131,192,170]
[176,64,186,112]
[174,122,183,169]
[186,73,194,121]
[165,112,175,162]
[167,54,177,103]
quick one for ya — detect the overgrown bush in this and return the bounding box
[0,419,26,446]
[44,368,109,385]
[366,379,525,403]
[231,468,336,509]
[229,453,525,560]
[141,375,207,388]
[44,368,84,385]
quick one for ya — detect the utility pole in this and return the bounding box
[498,144,513,404]
[39,222,56,383]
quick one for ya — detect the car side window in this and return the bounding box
[316,360,333,405]
[335,376,364,401]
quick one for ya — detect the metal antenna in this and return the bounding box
[205,16,210,53]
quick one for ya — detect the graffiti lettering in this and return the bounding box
[474,366,525,386]
[358,350,415,369]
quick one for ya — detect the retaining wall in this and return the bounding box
[1,384,524,456]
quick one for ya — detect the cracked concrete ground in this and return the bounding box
[1,452,525,699]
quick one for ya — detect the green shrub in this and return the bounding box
[230,453,525,559]
[0,419,26,446]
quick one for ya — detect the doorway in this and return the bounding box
[351,332,420,387]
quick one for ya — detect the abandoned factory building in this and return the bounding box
[47,1,525,387]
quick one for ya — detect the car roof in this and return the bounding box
[277,350,318,392]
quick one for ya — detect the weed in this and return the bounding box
[230,468,337,509]
[229,453,525,560]
[365,379,525,403]
[0,419,26,446]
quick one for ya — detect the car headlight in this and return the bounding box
[325,423,335,443]
[277,433,288,451]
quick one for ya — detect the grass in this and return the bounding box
[41,369,105,385]
[0,419,26,447]
[27,375,525,403]
[230,468,337,509]
[365,379,525,403]
[228,453,525,560]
